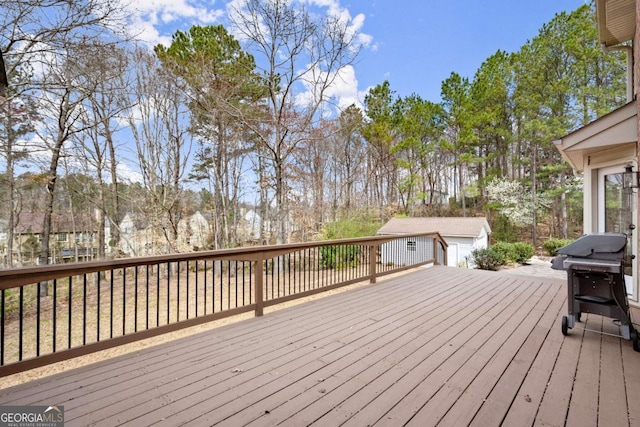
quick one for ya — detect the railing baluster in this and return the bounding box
[97,273,101,342]
[36,282,41,356]
[68,276,72,349]
[166,262,170,325]
[177,261,180,322]
[122,267,127,336]
[212,260,217,313]
[52,280,57,353]
[19,286,23,361]
[134,266,139,333]
[146,265,150,331]
[109,272,114,339]
[227,261,231,310]
[1,289,4,365]
[306,248,310,291]
[83,274,87,345]
[288,253,291,296]
[234,261,238,307]
[185,261,189,319]
[156,264,160,328]
[254,259,263,316]
[202,260,206,315]
[193,261,197,318]
[242,261,246,305]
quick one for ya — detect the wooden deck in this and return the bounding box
[1,266,639,426]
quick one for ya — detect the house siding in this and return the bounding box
[381,236,434,266]
[378,217,491,269]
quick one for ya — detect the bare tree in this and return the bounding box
[34,45,101,269]
[1,0,125,90]
[126,49,192,255]
[0,66,36,267]
[229,0,364,244]
[333,105,366,215]
[72,44,130,258]
[0,0,125,275]
[156,25,263,249]
[290,121,333,237]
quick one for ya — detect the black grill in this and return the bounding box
[551,233,639,351]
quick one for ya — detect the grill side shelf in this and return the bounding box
[573,294,615,305]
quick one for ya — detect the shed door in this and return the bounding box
[598,165,636,298]
[448,243,458,267]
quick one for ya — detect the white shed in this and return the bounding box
[378,217,492,268]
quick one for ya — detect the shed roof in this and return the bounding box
[378,217,491,238]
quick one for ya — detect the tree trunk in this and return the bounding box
[106,126,120,255]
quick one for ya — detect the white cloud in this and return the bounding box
[294,64,366,114]
[118,0,224,46]
[116,162,144,184]
[118,0,372,113]
[324,64,368,111]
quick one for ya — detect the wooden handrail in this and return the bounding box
[0,232,447,376]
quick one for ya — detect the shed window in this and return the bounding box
[407,240,417,252]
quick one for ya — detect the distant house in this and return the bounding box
[119,211,215,256]
[177,211,212,250]
[378,217,492,268]
[12,211,100,265]
[118,213,165,256]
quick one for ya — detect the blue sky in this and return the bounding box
[124,0,588,106]
[355,0,588,102]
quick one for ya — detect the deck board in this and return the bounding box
[598,319,629,427]
[466,280,565,427]
[1,266,639,427]
[405,280,559,427]
[565,315,604,427]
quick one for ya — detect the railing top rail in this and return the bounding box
[0,232,446,289]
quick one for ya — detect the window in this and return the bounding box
[407,240,417,252]
[57,232,68,242]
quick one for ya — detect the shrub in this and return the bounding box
[543,238,574,256]
[471,247,506,271]
[511,242,535,264]
[490,242,514,263]
[489,241,535,264]
[319,244,361,269]
[323,216,380,239]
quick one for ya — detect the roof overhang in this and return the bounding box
[596,0,636,47]
[554,101,637,171]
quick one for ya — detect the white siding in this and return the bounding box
[445,237,476,267]
[381,236,434,266]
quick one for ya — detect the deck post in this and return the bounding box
[369,244,377,283]
[254,259,264,316]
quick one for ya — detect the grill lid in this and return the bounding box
[556,232,627,258]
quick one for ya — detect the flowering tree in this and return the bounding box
[486,177,550,228]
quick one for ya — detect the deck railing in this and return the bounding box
[0,233,446,377]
